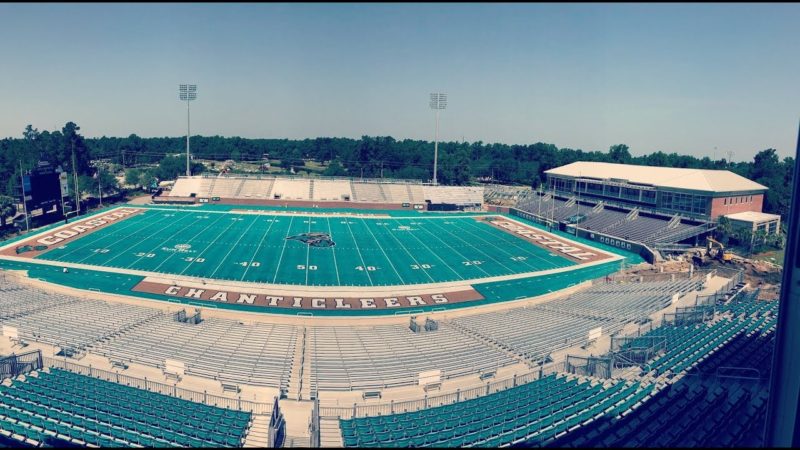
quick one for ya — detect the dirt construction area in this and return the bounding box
[615,256,783,301]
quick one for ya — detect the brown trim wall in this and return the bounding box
[154,195,428,211]
[132,280,484,311]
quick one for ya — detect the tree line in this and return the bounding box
[0,122,794,219]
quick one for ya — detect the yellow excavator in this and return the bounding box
[706,237,734,263]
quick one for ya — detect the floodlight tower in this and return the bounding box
[429,93,447,185]
[179,84,197,177]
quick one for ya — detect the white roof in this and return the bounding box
[724,211,781,223]
[545,161,767,193]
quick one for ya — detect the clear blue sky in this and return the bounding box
[1,3,798,161]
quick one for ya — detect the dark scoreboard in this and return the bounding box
[22,161,62,211]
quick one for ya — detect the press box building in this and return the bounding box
[543,162,779,230]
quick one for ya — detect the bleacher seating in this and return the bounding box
[0,368,251,448]
[515,192,710,246]
[615,291,778,378]
[483,185,532,206]
[237,178,274,199]
[271,178,312,200]
[545,288,777,449]
[547,377,768,448]
[0,280,80,320]
[309,324,514,391]
[94,316,297,389]
[340,373,652,448]
[207,177,245,199]
[423,186,484,206]
[452,279,699,362]
[350,182,386,202]
[312,180,353,201]
[168,177,206,197]
[1,296,164,353]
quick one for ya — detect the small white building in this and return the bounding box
[724,211,781,235]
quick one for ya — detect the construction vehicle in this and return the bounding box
[706,237,734,263]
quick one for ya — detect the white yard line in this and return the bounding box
[412,221,492,278]
[241,218,279,281]
[325,217,341,286]
[425,219,519,274]
[342,218,373,286]
[458,219,560,270]
[99,212,204,267]
[176,214,245,276]
[304,217,312,285]
[357,218,406,286]
[209,215,261,279]
[373,219,435,284]
[395,219,466,281]
[271,216,297,284]
[145,212,230,272]
[50,211,155,261]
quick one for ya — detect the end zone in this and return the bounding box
[0,208,145,258]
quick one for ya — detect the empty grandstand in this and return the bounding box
[514,190,715,259]
[159,175,484,210]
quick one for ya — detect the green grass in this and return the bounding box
[36,208,577,287]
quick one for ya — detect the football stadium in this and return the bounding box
[0,173,780,448]
[2,4,797,448]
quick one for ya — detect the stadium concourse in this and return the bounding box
[0,177,778,448]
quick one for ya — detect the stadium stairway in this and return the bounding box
[320,417,345,447]
[242,415,269,448]
[287,328,307,400]
[279,400,314,448]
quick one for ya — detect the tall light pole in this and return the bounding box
[429,93,447,185]
[19,161,29,232]
[72,139,79,217]
[179,84,197,177]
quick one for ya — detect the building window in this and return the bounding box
[641,190,656,204]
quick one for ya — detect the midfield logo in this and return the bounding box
[286,232,336,248]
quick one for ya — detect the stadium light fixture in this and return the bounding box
[179,84,197,177]
[429,93,447,185]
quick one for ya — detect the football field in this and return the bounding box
[35,208,577,287]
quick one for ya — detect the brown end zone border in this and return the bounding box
[132,280,484,311]
[477,216,612,264]
[0,208,145,259]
